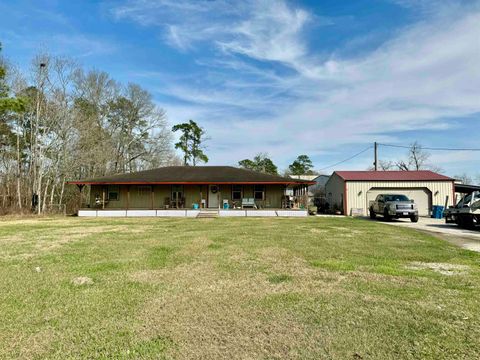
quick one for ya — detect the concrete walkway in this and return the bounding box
[364,216,480,252]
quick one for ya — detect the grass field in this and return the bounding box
[0,216,479,359]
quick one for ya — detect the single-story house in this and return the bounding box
[325,170,455,216]
[67,166,315,217]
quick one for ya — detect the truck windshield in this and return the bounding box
[384,195,409,202]
[457,192,480,207]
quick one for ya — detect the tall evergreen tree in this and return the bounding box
[172,120,208,166]
[288,155,315,175]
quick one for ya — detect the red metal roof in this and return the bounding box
[334,170,453,182]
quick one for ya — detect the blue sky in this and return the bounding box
[1,0,479,178]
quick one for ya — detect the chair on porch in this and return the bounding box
[242,198,257,209]
[168,197,185,209]
[281,195,294,209]
[94,194,109,208]
[164,197,171,209]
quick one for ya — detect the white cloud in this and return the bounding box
[216,1,311,67]
[115,0,480,174]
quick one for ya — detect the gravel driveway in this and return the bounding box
[365,216,480,252]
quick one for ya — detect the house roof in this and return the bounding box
[334,170,454,182]
[67,166,315,185]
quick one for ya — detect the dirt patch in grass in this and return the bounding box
[310,228,328,234]
[406,262,469,276]
[18,328,55,360]
[72,276,94,286]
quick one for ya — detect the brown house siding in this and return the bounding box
[89,184,285,209]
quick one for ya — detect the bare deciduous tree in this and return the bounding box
[0,49,174,215]
[367,142,442,172]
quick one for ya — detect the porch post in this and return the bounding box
[102,187,105,209]
[151,185,154,210]
[76,184,84,210]
[200,186,203,208]
[126,185,130,210]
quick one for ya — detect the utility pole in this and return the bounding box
[374,141,378,171]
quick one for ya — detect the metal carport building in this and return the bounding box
[325,171,455,216]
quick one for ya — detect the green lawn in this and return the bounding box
[0,217,479,359]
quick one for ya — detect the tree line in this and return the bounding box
[0,46,174,214]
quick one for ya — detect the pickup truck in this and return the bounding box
[369,194,419,222]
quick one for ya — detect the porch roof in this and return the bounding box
[67,166,315,185]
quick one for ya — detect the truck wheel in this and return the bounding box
[369,208,376,219]
[457,216,464,228]
[463,216,474,229]
[410,215,419,223]
[383,209,391,221]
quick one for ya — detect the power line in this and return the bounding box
[318,146,373,171]
[378,143,480,151]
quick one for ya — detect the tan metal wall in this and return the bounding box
[346,181,454,216]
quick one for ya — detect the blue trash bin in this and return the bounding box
[436,206,444,219]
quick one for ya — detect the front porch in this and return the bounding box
[81,183,310,211]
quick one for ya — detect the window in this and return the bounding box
[171,185,184,200]
[108,186,119,201]
[232,185,242,200]
[254,185,265,200]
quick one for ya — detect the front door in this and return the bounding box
[208,185,219,208]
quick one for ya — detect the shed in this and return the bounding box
[325,171,455,216]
